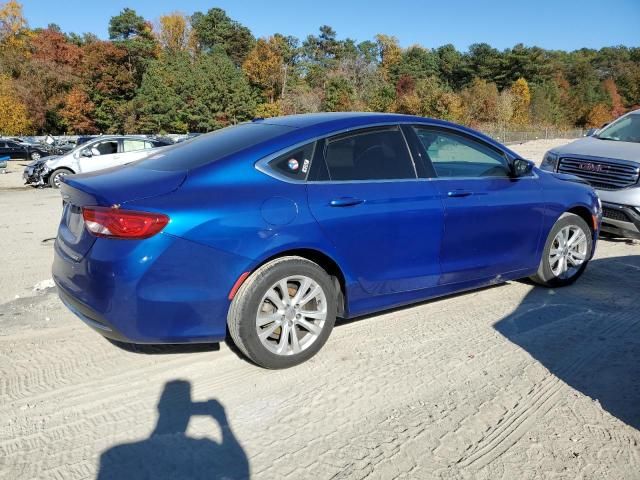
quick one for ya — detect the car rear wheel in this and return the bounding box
[49,168,73,189]
[530,213,593,287]
[227,256,337,369]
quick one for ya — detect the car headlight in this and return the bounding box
[540,151,559,171]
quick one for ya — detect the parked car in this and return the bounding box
[0,139,50,161]
[540,109,640,239]
[24,136,172,188]
[53,113,601,369]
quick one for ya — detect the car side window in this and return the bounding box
[323,128,415,181]
[123,139,147,152]
[413,127,510,178]
[144,141,156,149]
[268,142,315,181]
[92,141,118,156]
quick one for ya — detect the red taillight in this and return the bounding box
[82,206,169,239]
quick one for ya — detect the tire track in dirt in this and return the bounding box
[456,310,639,470]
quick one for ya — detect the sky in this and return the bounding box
[21,0,640,52]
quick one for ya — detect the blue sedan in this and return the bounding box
[53,113,601,368]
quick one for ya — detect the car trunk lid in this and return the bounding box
[56,165,186,261]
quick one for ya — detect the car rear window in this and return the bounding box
[135,123,295,171]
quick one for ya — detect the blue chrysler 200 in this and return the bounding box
[53,113,601,368]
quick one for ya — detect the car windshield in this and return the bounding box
[596,113,640,143]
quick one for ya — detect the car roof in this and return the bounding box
[255,112,448,130]
[251,112,516,158]
[88,135,151,142]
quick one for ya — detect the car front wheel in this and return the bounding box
[31,151,41,161]
[48,168,73,189]
[227,256,337,369]
[530,212,593,287]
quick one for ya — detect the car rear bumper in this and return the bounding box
[600,201,640,239]
[53,232,252,344]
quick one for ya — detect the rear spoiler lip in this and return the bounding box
[60,167,189,207]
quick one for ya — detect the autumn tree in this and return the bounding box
[375,34,401,81]
[243,37,284,102]
[496,89,514,127]
[510,77,531,126]
[586,103,612,128]
[602,78,625,118]
[81,41,137,132]
[60,86,96,133]
[460,78,499,126]
[0,74,30,134]
[157,12,191,52]
[0,0,29,74]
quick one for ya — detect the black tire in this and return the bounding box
[30,151,41,161]
[49,168,73,189]
[228,256,337,369]
[530,212,593,287]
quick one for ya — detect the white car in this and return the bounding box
[24,136,172,188]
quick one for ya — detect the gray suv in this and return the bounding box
[540,109,640,239]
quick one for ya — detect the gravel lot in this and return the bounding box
[1,138,638,479]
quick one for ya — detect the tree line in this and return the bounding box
[0,0,639,135]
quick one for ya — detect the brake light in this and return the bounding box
[82,206,169,239]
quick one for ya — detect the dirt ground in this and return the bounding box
[0,138,638,479]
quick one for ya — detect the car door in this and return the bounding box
[411,125,543,285]
[78,139,120,173]
[5,141,27,159]
[306,126,444,301]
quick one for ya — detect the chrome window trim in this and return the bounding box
[254,121,521,184]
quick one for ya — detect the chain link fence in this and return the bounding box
[7,127,587,147]
[480,127,586,145]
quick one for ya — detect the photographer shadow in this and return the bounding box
[97,380,249,480]
[494,253,640,430]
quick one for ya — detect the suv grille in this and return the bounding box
[602,207,632,222]
[557,157,640,190]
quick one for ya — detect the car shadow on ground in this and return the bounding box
[495,253,640,430]
[96,380,249,480]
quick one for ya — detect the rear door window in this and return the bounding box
[323,127,416,181]
[123,139,147,152]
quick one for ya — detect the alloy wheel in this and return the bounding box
[548,225,588,279]
[255,275,327,356]
[53,171,68,188]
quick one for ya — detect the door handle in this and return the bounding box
[447,190,473,198]
[329,197,365,207]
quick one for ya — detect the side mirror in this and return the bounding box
[585,128,598,137]
[81,148,92,157]
[513,158,534,177]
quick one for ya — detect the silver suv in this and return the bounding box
[541,109,640,239]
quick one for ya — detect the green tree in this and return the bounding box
[190,8,254,65]
[323,76,354,111]
[108,8,153,41]
[135,51,255,133]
